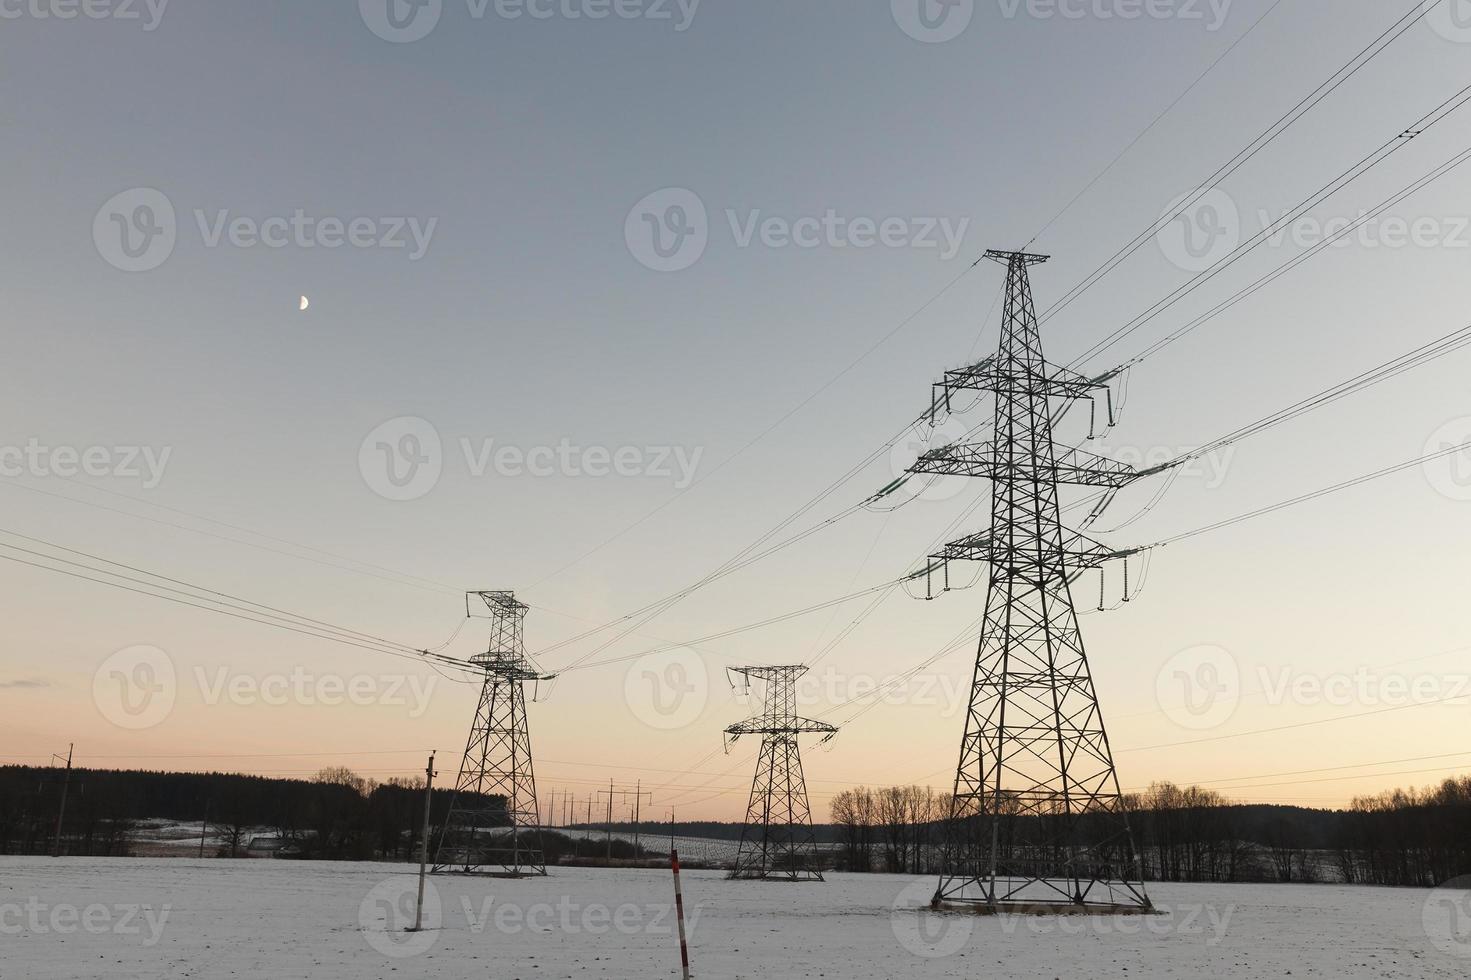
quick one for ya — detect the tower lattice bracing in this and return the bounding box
[912,250,1151,913]
[724,666,837,881]
[433,591,554,878]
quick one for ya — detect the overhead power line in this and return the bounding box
[0,531,478,679]
[1026,0,1288,247]
[1039,0,1444,327]
[1073,85,1471,372]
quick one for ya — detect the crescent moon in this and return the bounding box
[299,295,310,311]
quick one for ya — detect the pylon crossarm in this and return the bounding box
[931,527,1145,570]
[725,718,837,738]
[909,441,1139,488]
[937,357,1108,402]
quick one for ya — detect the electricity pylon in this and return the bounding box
[433,591,555,878]
[913,250,1151,913]
[723,665,837,881]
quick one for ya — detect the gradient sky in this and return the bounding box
[3,0,1471,821]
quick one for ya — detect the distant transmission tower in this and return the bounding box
[913,250,1151,913]
[723,665,837,881]
[433,591,555,878]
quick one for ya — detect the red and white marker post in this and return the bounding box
[671,847,692,979]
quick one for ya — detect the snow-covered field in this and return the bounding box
[2,856,1467,979]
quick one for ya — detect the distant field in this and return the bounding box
[2,856,1466,979]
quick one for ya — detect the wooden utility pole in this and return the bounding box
[630,781,653,860]
[50,744,73,858]
[410,752,436,933]
[601,780,615,864]
[198,798,210,859]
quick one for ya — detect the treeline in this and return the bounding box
[829,778,1471,886]
[1335,778,1471,887]
[0,765,485,861]
[830,786,950,874]
[7,764,1468,885]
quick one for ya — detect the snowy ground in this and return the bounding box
[2,856,1467,979]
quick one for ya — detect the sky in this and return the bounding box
[2,0,1471,822]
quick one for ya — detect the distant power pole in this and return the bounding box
[433,592,555,878]
[198,798,210,859]
[628,781,653,860]
[50,744,73,859]
[600,780,615,863]
[411,752,436,932]
[723,667,836,881]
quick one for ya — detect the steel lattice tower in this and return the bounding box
[433,591,555,878]
[911,250,1151,913]
[724,665,837,881]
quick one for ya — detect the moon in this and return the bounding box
[299,295,310,312]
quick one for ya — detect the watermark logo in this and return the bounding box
[1156,187,1239,273]
[361,0,699,44]
[1424,876,1471,960]
[997,902,1233,942]
[0,900,171,946]
[890,415,975,503]
[624,188,972,272]
[461,437,702,487]
[890,877,973,957]
[1255,209,1471,252]
[194,666,438,718]
[1423,417,1471,502]
[461,895,698,935]
[1254,666,1470,710]
[0,0,169,30]
[1093,441,1234,490]
[996,0,1232,30]
[93,644,177,730]
[0,439,172,489]
[93,188,176,273]
[624,647,708,729]
[1155,643,1239,731]
[801,666,968,717]
[360,876,440,959]
[626,187,709,273]
[358,417,704,500]
[359,416,444,502]
[93,188,437,272]
[1427,0,1471,44]
[892,0,975,43]
[360,0,443,42]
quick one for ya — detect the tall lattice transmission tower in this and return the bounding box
[911,250,1152,913]
[724,665,837,881]
[433,591,555,878]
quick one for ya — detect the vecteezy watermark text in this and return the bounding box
[194,665,438,718]
[625,188,971,272]
[93,188,437,273]
[0,900,170,947]
[460,894,701,936]
[92,645,440,730]
[0,439,171,489]
[892,0,1232,44]
[0,0,169,30]
[359,0,700,43]
[358,416,704,501]
[359,875,701,960]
